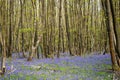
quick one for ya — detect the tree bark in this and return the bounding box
[105,0,120,71]
[64,0,73,56]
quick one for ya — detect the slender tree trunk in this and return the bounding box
[7,0,13,58]
[20,0,26,58]
[64,0,73,56]
[1,39,6,74]
[0,26,6,75]
[58,0,62,58]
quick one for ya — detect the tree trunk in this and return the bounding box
[58,0,62,58]
[64,0,73,56]
[105,0,120,71]
[27,36,42,61]
[0,29,6,75]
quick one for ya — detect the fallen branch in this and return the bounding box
[7,68,16,75]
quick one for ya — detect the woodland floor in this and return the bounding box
[0,52,120,80]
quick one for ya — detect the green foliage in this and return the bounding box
[39,73,47,80]
[116,17,120,22]
[19,28,34,33]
